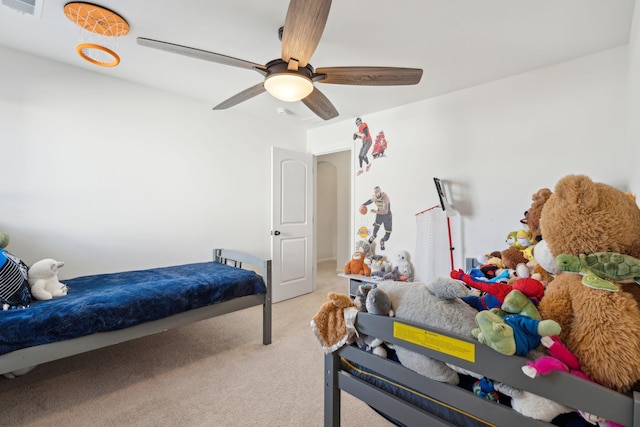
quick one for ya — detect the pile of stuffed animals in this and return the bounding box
[314,174,640,425]
[464,175,640,394]
[344,239,414,282]
[446,174,640,424]
[0,230,68,310]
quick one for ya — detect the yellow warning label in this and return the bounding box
[393,322,475,363]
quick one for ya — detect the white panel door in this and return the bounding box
[271,147,313,303]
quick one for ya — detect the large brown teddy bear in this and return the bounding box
[537,174,640,392]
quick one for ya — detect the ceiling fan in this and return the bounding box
[137,0,423,120]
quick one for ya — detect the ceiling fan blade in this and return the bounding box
[138,37,267,72]
[213,83,266,110]
[281,0,332,67]
[301,87,339,120]
[316,66,423,86]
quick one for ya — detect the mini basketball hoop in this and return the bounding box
[64,2,129,67]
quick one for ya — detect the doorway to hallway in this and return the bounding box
[316,150,351,275]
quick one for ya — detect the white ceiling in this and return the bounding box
[0,0,635,129]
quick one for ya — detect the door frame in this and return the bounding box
[314,148,353,276]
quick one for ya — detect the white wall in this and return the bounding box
[2,29,636,282]
[0,46,306,279]
[308,47,631,265]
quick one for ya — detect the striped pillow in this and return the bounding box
[0,250,32,309]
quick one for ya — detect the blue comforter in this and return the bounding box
[0,261,266,355]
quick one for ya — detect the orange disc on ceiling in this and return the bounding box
[76,43,120,67]
[63,2,129,37]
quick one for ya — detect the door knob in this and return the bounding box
[272,230,281,236]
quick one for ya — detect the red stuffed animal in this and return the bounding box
[451,269,544,311]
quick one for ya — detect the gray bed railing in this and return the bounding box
[325,312,640,427]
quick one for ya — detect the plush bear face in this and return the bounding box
[501,246,528,270]
[523,188,552,244]
[540,175,640,259]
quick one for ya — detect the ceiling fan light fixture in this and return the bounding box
[264,73,313,102]
[137,0,422,120]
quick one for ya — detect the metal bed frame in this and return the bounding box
[0,248,272,376]
[325,312,640,427]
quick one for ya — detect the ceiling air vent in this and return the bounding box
[1,0,43,17]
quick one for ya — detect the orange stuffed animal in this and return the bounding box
[344,251,371,276]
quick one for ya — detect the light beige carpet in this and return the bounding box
[0,261,393,427]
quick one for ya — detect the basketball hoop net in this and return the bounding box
[64,2,129,67]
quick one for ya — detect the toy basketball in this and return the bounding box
[359,205,368,215]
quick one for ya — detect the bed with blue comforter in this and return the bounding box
[0,248,271,376]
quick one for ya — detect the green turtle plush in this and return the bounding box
[555,252,640,292]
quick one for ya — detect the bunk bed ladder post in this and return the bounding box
[324,352,341,427]
[263,259,272,345]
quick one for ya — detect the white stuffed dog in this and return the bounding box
[28,259,67,300]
